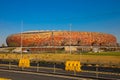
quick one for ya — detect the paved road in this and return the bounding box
[0,69,92,80]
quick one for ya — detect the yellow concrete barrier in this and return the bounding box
[0,78,11,80]
[19,58,30,68]
[65,61,81,72]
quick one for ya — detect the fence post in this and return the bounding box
[37,63,39,72]
[53,63,56,73]
[74,67,76,76]
[21,63,24,71]
[9,61,11,69]
[96,66,98,79]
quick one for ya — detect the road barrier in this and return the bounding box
[0,61,120,80]
[65,61,81,72]
[0,78,11,80]
[19,58,30,68]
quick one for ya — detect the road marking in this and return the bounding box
[82,70,120,76]
[0,69,91,80]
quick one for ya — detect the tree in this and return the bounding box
[116,43,120,47]
[1,43,5,47]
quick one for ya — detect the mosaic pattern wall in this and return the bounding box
[6,31,117,47]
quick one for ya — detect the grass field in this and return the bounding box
[81,52,120,56]
[0,52,120,66]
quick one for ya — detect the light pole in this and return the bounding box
[69,24,72,54]
[21,21,23,58]
[51,31,55,53]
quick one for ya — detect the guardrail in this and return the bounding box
[0,61,120,80]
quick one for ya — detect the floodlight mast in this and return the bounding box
[21,21,23,58]
[70,24,72,54]
[52,31,55,53]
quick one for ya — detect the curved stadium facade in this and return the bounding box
[6,30,117,47]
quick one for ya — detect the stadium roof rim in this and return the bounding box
[22,30,67,33]
[19,30,112,35]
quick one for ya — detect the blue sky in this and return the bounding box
[0,0,120,45]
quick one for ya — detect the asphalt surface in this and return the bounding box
[0,69,91,80]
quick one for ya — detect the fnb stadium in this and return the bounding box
[6,30,117,47]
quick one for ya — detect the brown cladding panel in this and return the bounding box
[6,31,117,47]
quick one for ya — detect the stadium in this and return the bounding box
[6,30,117,47]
